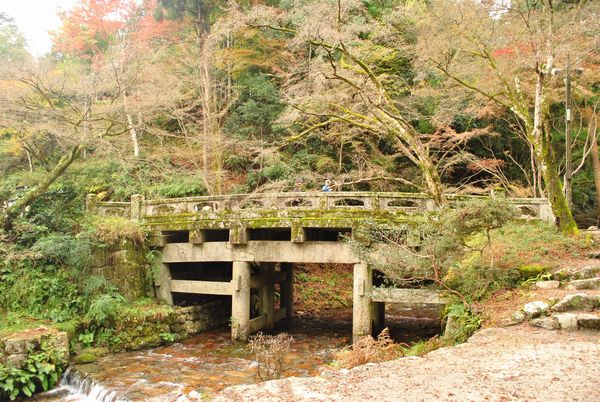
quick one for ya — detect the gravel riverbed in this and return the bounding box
[214,326,600,401]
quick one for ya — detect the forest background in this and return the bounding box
[0,0,599,233]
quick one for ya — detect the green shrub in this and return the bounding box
[224,154,252,173]
[86,216,146,246]
[518,264,549,279]
[349,196,517,302]
[151,176,207,198]
[442,303,481,344]
[262,163,289,181]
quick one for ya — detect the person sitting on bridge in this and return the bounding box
[322,179,333,192]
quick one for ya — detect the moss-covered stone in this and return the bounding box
[518,264,548,279]
[74,349,102,364]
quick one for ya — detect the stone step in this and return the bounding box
[552,265,600,281]
[551,294,600,312]
[565,277,600,290]
[531,312,600,331]
[577,313,600,330]
[534,280,560,290]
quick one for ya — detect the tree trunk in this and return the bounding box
[535,127,578,234]
[25,149,33,173]
[2,145,82,231]
[420,158,445,206]
[589,115,600,223]
[530,71,577,235]
[123,93,140,158]
[200,51,213,194]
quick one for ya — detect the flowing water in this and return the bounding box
[33,308,440,401]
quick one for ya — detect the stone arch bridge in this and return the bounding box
[86,192,552,342]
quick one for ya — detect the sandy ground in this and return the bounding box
[213,326,600,401]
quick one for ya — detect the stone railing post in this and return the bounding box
[130,194,145,222]
[85,193,98,214]
[424,198,437,211]
[538,199,555,224]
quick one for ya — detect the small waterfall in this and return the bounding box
[52,367,119,402]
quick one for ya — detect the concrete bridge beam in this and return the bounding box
[231,261,251,340]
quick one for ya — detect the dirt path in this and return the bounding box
[213,326,600,401]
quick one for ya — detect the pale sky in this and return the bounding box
[0,0,78,56]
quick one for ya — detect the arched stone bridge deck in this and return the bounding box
[86,192,552,342]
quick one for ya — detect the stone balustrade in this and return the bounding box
[86,192,553,223]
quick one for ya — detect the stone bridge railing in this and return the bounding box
[85,192,553,223]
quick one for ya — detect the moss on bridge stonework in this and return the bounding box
[141,208,423,233]
[90,239,150,300]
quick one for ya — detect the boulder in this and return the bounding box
[4,338,26,355]
[574,266,600,280]
[587,251,600,259]
[552,294,599,312]
[523,301,549,318]
[5,353,28,369]
[552,265,600,281]
[530,316,559,330]
[576,313,600,330]
[566,277,600,290]
[551,269,571,281]
[534,280,560,290]
[511,310,526,324]
[554,313,578,331]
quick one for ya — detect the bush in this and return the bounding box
[442,303,481,344]
[248,332,293,381]
[262,163,290,181]
[334,328,398,368]
[86,216,146,246]
[151,176,207,198]
[349,196,517,302]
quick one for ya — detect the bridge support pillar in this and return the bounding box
[232,261,251,340]
[260,263,276,329]
[155,263,173,305]
[353,262,372,343]
[281,263,294,319]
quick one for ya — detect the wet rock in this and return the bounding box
[74,352,98,364]
[552,294,599,312]
[530,316,559,330]
[523,301,549,318]
[74,347,109,364]
[577,313,600,330]
[555,313,578,331]
[566,277,600,290]
[535,280,560,290]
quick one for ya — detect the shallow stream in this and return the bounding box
[33,308,439,401]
